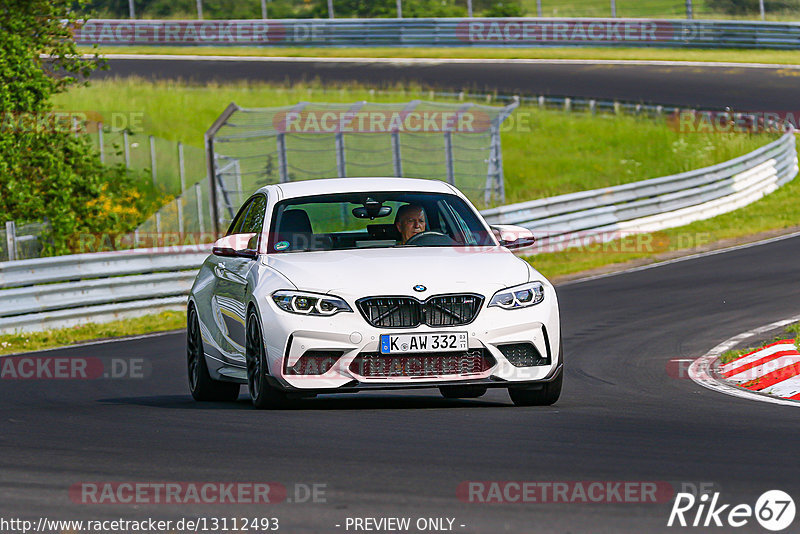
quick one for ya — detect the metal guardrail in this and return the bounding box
[0,246,209,334]
[0,132,796,334]
[73,18,800,49]
[482,130,798,250]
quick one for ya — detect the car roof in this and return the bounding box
[265,177,456,200]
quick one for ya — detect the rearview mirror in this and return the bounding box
[491,225,536,250]
[353,206,393,219]
[212,234,259,259]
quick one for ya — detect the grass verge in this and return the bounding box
[52,79,772,204]
[81,45,800,66]
[719,323,800,365]
[524,158,800,280]
[0,310,186,356]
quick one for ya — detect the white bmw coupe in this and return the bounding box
[187,178,562,408]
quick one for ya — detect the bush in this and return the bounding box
[707,0,800,14]
[0,0,161,255]
[480,1,524,17]
[309,0,466,18]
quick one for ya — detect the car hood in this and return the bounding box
[264,246,531,298]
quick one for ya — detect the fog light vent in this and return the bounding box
[498,343,549,367]
[285,351,343,375]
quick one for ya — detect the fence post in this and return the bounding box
[5,221,17,262]
[444,132,455,186]
[335,132,347,178]
[327,0,334,18]
[176,197,184,240]
[123,130,131,168]
[589,100,597,115]
[128,0,135,18]
[686,0,693,19]
[537,0,542,17]
[178,141,186,192]
[98,121,105,164]
[155,212,162,236]
[564,97,572,113]
[396,0,402,18]
[149,135,157,187]
[610,0,616,17]
[196,0,203,19]
[261,0,268,18]
[277,133,289,183]
[392,132,403,177]
[467,0,473,17]
[195,183,205,234]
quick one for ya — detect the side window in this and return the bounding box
[227,199,253,236]
[242,195,267,234]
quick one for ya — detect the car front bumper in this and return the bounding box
[257,287,561,392]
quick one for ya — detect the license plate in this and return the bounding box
[380,332,468,354]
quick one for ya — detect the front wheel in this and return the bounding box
[246,310,289,409]
[187,305,240,402]
[508,367,562,407]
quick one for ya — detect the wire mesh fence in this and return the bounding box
[204,99,518,233]
[83,125,206,197]
[1,221,51,262]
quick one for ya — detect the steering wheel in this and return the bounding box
[404,231,457,246]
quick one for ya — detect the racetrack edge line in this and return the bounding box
[689,314,800,408]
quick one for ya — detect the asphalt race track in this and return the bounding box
[94,56,800,110]
[3,233,800,532]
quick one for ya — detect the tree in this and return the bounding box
[0,0,157,254]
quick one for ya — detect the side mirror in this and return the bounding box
[212,233,259,259]
[491,225,536,250]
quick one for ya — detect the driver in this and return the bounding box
[395,204,426,244]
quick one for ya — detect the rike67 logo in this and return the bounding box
[668,490,795,531]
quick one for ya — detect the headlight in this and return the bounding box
[488,281,545,310]
[272,290,352,316]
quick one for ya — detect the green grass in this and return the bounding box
[524,161,800,279]
[81,45,800,65]
[0,310,186,356]
[719,323,800,365]
[52,78,772,205]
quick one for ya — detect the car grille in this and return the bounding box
[356,294,483,328]
[350,349,495,378]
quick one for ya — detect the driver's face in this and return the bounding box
[397,208,426,244]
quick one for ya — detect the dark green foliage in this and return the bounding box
[0,0,159,255]
[706,0,800,14]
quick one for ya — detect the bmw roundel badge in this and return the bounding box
[413,285,427,292]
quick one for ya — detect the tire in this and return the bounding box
[246,310,290,409]
[508,367,562,407]
[439,385,488,399]
[187,305,240,402]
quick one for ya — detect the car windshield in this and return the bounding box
[268,191,494,253]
